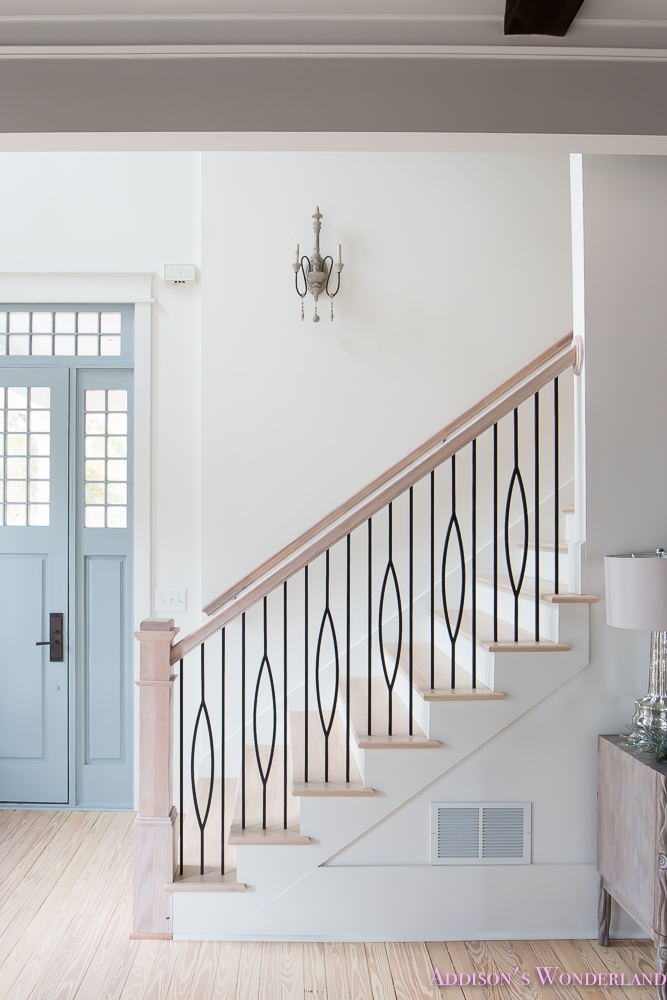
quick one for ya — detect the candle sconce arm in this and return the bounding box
[294,256,310,298]
[324,256,342,299]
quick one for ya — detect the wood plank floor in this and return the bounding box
[0,810,656,1000]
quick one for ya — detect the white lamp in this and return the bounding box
[605,549,667,730]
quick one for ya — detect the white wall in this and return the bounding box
[324,153,667,937]
[0,151,203,637]
[200,151,573,606]
[6,149,651,938]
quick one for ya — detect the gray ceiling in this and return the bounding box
[0,0,666,46]
[0,0,665,135]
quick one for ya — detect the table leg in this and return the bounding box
[598,875,611,947]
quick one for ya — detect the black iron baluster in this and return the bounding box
[471,440,477,690]
[221,631,225,875]
[304,565,309,784]
[241,614,246,830]
[430,470,435,690]
[534,393,540,642]
[409,486,414,734]
[442,455,465,689]
[253,597,277,830]
[179,657,183,876]
[191,643,214,875]
[367,519,372,736]
[554,377,560,595]
[504,408,529,642]
[283,581,288,830]
[316,550,340,781]
[378,502,403,736]
[346,533,351,783]
[493,423,498,643]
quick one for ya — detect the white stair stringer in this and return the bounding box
[170,601,591,940]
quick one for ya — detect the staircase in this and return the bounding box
[132,332,597,941]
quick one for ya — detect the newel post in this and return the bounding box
[132,618,179,939]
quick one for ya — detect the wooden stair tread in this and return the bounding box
[562,505,575,513]
[431,607,571,652]
[347,677,440,748]
[165,869,247,893]
[476,574,598,604]
[385,642,506,701]
[290,712,374,796]
[518,539,568,552]
[228,746,311,846]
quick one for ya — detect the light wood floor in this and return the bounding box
[0,809,657,1000]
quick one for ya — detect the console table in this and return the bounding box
[598,735,665,991]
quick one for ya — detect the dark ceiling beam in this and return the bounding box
[504,0,586,37]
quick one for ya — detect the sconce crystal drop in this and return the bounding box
[292,207,343,323]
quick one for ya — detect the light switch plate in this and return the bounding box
[155,588,187,612]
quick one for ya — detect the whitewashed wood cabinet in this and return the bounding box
[598,735,667,996]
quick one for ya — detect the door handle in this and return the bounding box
[36,613,64,662]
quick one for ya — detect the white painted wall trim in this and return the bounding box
[3,44,667,61]
[1,133,667,155]
[0,271,154,304]
[171,863,646,941]
[570,154,587,582]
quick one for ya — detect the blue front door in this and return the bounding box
[0,368,69,803]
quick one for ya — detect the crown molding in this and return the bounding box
[2,132,667,153]
[0,12,665,51]
[0,43,667,61]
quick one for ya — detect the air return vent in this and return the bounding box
[430,803,531,865]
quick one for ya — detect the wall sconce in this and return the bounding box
[293,207,343,322]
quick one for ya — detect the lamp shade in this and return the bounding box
[605,552,667,631]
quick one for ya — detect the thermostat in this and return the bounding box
[164,265,196,284]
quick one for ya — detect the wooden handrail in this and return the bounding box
[171,332,577,664]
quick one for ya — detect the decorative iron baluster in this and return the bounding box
[493,423,498,643]
[253,596,277,830]
[534,393,540,641]
[442,455,465,689]
[408,486,414,734]
[179,657,184,876]
[504,408,529,642]
[554,377,560,595]
[430,470,435,690]
[283,582,288,830]
[316,550,340,781]
[367,519,372,736]
[304,565,309,784]
[241,614,246,830]
[221,630,225,874]
[378,503,403,736]
[471,440,477,689]
[191,643,214,875]
[346,533,351,783]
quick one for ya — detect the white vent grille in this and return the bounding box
[431,803,531,865]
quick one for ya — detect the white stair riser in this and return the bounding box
[430,614,495,689]
[393,665,429,735]
[522,546,569,584]
[474,581,559,639]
